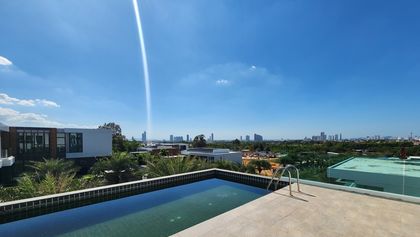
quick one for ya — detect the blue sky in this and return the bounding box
[1,0,420,140]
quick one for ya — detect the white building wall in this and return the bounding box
[64,128,112,159]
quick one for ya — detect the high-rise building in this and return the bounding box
[245,135,250,142]
[210,133,214,141]
[141,131,147,143]
[186,134,190,142]
[254,133,263,142]
[170,135,174,142]
[174,136,183,142]
[340,133,342,141]
[240,136,242,141]
[334,134,339,141]
[320,132,327,141]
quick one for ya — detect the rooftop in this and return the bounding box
[174,183,420,237]
[330,157,420,178]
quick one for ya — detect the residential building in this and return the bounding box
[254,133,263,142]
[181,148,242,163]
[0,123,112,174]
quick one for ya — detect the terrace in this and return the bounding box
[1,168,419,236]
[174,181,420,237]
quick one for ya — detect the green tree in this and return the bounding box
[192,134,207,148]
[232,139,241,151]
[247,160,272,174]
[146,157,209,178]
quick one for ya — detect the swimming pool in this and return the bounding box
[0,178,267,237]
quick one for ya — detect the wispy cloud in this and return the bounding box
[215,79,230,86]
[0,93,60,108]
[0,107,94,128]
[0,56,12,66]
[181,62,282,88]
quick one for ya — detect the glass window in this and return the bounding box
[68,133,83,153]
[57,132,66,154]
[45,133,49,148]
[25,132,33,151]
[18,132,24,153]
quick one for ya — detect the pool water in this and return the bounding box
[0,179,266,237]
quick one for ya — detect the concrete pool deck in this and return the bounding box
[173,183,420,237]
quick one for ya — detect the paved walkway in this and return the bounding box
[173,184,420,237]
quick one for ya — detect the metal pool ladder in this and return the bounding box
[266,164,301,196]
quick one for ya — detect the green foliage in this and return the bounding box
[0,186,20,202]
[247,160,271,174]
[192,134,207,148]
[232,139,241,151]
[212,160,245,172]
[0,158,84,201]
[91,152,140,184]
[29,158,79,182]
[146,157,210,178]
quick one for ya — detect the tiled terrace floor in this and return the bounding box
[173,184,420,237]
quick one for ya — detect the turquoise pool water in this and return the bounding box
[0,179,266,237]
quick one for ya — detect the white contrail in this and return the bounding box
[132,0,152,141]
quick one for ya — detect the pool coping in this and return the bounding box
[0,168,287,222]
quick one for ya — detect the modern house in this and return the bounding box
[181,148,242,163]
[0,123,112,175]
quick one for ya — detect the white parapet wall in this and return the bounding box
[64,128,112,159]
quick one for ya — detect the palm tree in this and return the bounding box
[146,156,209,178]
[247,160,272,174]
[29,158,78,182]
[16,158,80,198]
[91,152,139,184]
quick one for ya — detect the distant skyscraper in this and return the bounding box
[211,133,214,141]
[245,135,250,142]
[141,131,147,143]
[186,134,190,142]
[320,132,327,141]
[254,133,263,142]
[240,136,242,141]
[340,133,342,141]
[174,136,183,142]
[170,135,174,142]
[334,134,339,141]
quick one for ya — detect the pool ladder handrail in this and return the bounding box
[266,164,301,196]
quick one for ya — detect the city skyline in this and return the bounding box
[1,1,420,139]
